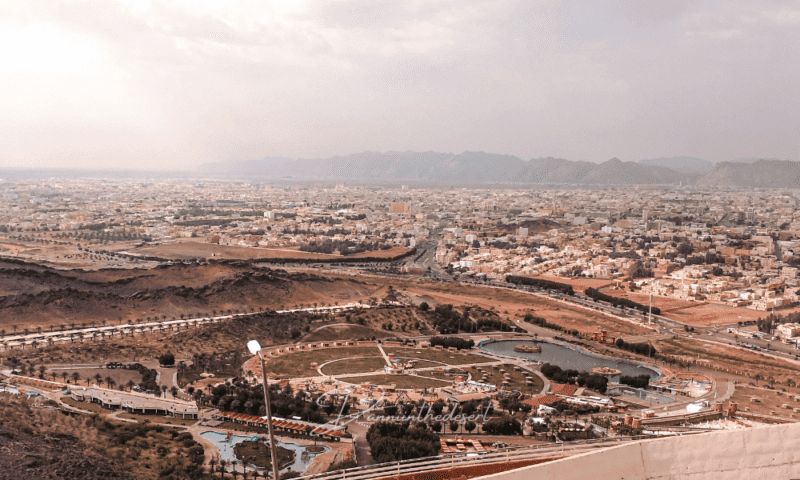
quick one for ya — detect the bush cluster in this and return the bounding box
[540,363,608,394]
[366,421,440,463]
[614,338,657,356]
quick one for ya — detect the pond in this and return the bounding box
[480,339,659,381]
[200,431,329,474]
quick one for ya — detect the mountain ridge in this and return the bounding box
[200,152,799,187]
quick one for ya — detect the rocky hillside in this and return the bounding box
[0,260,372,329]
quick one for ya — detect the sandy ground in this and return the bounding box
[656,337,800,382]
[608,289,800,327]
[404,287,650,337]
[525,275,614,293]
[135,239,409,261]
[729,385,800,418]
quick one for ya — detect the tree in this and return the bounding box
[72,372,80,384]
[158,353,175,366]
[106,377,116,390]
[449,420,459,435]
[419,302,430,312]
[464,421,477,434]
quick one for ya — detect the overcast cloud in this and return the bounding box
[1,0,798,169]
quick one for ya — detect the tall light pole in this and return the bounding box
[248,340,281,480]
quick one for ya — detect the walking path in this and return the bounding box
[376,344,392,368]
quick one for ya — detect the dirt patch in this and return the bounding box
[401,286,649,337]
[656,337,800,383]
[257,346,382,378]
[304,324,392,342]
[337,374,451,389]
[49,367,142,387]
[729,385,800,418]
[382,346,490,365]
[320,356,388,375]
[135,240,409,261]
[526,275,613,293]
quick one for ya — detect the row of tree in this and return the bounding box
[584,287,661,315]
[505,275,575,295]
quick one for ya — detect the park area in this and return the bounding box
[264,346,384,378]
[382,346,491,365]
[337,374,451,389]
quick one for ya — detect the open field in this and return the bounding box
[402,286,649,337]
[382,346,491,365]
[655,337,800,383]
[389,278,654,337]
[60,395,109,413]
[526,275,614,293]
[607,290,800,327]
[264,346,382,377]
[729,385,800,417]
[117,412,198,426]
[48,367,142,387]
[603,289,697,312]
[337,374,451,389]
[319,356,388,375]
[134,239,410,261]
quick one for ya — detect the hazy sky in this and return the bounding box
[1,0,799,170]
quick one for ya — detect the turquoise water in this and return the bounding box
[201,431,329,473]
[480,339,659,380]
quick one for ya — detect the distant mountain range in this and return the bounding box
[199,152,800,187]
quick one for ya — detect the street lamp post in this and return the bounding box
[248,340,281,480]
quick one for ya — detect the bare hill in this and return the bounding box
[0,260,373,329]
[697,159,800,187]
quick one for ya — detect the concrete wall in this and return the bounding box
[479,422,800,480]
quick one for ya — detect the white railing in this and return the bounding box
[298,433,703,480]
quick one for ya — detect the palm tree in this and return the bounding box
[126,380,135,391]
[94,373,103,386]
[72,372,80,384]
[209,457,218,479]
[61,371,68,383]
[106,377,116,390]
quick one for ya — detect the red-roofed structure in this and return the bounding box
[523,395,564,409]
[214,412,345,441]
[550,383,579,397]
